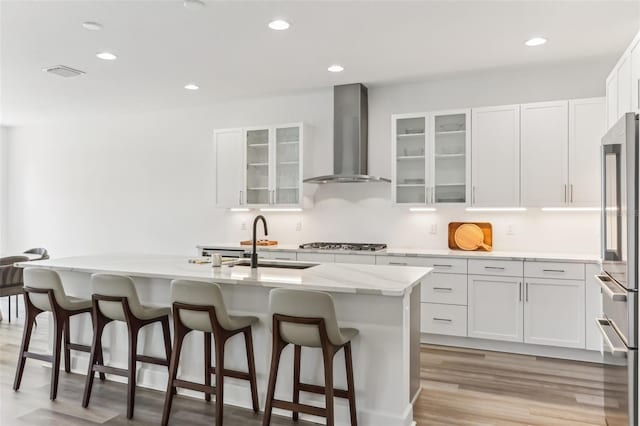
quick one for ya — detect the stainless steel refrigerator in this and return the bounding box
[597,112,638,426]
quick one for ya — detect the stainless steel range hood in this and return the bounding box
[304,83,390,184]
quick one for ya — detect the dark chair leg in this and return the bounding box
[322,347,335,426]
[214,338,225,426]
[83,315,106,408]
[13,310,37,390]
[344,343,358,426]
[292,344,301,421]
[15,294,19,319]
[8,296,11,323]
[50,315,65,400]
[162,323,186,426]
[64,319,71,373]
[126,325,139,419]
[204,332,212,402]
[262,340,285,426]
[161,317,172,364]
[244,328,259,413]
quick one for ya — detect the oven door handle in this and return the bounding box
[595,318,628,357]
[595,274,627,301]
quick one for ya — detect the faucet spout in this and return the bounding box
[251,215,268,268]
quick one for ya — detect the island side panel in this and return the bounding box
[409,283,421,403]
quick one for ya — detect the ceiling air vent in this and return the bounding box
[43,65,85,78]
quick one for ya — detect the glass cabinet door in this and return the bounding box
[245,128,270,205]
[274,126,301,205]
[394,116,427,204]
[432,112,469,204]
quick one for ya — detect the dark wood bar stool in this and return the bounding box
[162,280,259,426]
[263,288,359,426]
[13,268,102,400]
[82,273,172,419]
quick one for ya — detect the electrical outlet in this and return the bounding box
[507,224,515,235]
[429,224,437,234]
[296,221,302,231]
[240,221,247,231]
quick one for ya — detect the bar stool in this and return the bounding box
[263,288,358,426]
[13,268,103,400]
[82,273,172,419]
[161,280,259,426]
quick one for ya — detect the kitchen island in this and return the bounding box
[16,254,430,426]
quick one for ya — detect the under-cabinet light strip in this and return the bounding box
[259,208,303,212]
[409,207,437,212]
[541,207,600,212]
[465,207,527,212]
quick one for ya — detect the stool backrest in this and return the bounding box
[91,274,145,321]
[268,288,343,347]
[170,280,234,331]
[23,268,70,312]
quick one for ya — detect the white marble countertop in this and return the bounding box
[197,243,600,263]
[15,254,431,297]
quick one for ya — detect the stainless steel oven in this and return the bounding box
[598,112,638,426]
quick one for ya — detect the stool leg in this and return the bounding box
[292,344,301,421]
[262,340,285,426]
[214,338,225,426]
[64,319,71,373]
[162,322,187,426]
[322,347,335,426]
[344,343,358,426]
[244,328,259,413]
[204,332,212,402]
[50,315,65,400]
[161,317,172,364]
[126,325,139,419]
[83,314,106,408]
[13,308,37,391]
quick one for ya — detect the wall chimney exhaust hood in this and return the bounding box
[304,83,390,183]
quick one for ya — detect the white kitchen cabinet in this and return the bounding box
[214,128,244,208]
[334,254,376,265]
[521,101,569,207]
[617,55,632,121]
[632,39,640,114]
[392,113,429,205]
[421,303,467,337]
[296,252,335,263]
[471,105,520,207]
[421,273,467,305]
[585,263,603,351]
[244,123,306,207]
[606,72,619,128]
[467,275,523,342]
[568,98,606,207]
[259,251,297,261]
[523,278,585,349]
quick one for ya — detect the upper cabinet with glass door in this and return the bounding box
[391,113,428,205]
[429,109,471,205]
[274,125,303,206]
[244,127,271,205]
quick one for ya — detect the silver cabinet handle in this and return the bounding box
[570,184,574,203]
[472,186,476,204]
[425,187,430,204]
[432,317,452,323]
[433,264,452,268]
[595,274,627,301]
[563,184,567,203]
[274,257,291,260]
[525,282,529,302]
[433,287,453,292]
[542,269,565,273]
[389,261,408,266]
[519,282,522,301]
[484,266,505,270]
[595,318,628,357]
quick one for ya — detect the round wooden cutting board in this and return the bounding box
[454,223,491,251]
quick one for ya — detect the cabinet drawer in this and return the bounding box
[296,252,335,263]
[421,273,467,305]
[376,256,467,274]
[421,303,467,336]
[334,254,376,265]
[468,259,523,277]
[259,251,297,261]
[524,261,585,280]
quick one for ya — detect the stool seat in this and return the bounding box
[135,304,172,321]
[65,296,93,311]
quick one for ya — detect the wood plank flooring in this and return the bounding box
[0,297,608,425]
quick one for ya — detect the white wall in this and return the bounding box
[4,57,611,257]
[0,126,7,253]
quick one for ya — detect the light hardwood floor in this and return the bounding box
[0,297,608,425]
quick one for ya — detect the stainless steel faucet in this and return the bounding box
[251,215,268,268]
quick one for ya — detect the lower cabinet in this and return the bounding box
[523,278,586,348]
[467,275,523,342]
[421,303,467,337]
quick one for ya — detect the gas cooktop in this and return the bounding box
[298,242,387,252]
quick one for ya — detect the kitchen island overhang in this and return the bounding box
[16,255,431,426]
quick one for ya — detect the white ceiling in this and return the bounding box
[1,0,639,125]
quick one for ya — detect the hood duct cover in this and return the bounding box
[304,83,390,183]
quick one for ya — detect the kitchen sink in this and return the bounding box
[228,259,317,270]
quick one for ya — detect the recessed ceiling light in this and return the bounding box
[82,21,102,31]
[268,19,290,30]
[525,37,547,47]
[184,0,205,10]
[328,64,344,73]
[184,83,199,90]
[96,52,117,60]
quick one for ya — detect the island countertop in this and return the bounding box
[16,254,431,297]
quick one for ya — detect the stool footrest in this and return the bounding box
[136,355,169,366]
[23,351,53,363]
[92,364,128,377]
[299,382,349,399]
[206,366,251,381]
[173,379,216,395]
[66,343,91,353]
[272,399,327,418]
